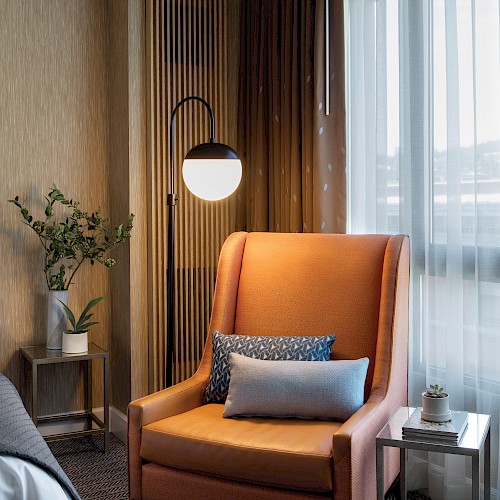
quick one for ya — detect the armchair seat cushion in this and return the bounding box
[140,404,341,492]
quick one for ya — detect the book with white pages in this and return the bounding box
[402,408,469,442]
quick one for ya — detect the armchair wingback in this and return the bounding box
[128,232,409,500]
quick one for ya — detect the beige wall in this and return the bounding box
[0,0,147,415]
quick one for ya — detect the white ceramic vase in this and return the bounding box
[47,290,68,350]
[421,393,451,422]
[62,332,88,354]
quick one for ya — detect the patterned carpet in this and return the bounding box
[49,434,128,500]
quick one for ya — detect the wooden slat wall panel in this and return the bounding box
[148,0,239,390]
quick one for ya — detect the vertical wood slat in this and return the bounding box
[149,0,237,389]
[160,0,168,388]
[147,0,167,391]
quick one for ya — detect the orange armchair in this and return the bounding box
[128,232,409,500]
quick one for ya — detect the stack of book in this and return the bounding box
[402,408,469,444]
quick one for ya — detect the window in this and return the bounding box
[346,0,500,494]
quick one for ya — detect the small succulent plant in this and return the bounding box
[424,384,448,398]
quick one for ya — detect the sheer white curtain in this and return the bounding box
[346,0,500,498]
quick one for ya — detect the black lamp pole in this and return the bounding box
[166,96,215,388]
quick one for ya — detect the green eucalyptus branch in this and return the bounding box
[9,185,134,290]
[66,258,85,289]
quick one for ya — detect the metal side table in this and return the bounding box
[376,406,490,500]
[20,342,109,453]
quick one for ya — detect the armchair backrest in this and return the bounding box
[200,232,409,402]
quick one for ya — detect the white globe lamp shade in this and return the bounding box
[182,143,242,201]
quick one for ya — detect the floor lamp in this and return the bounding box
[167,96,242,388]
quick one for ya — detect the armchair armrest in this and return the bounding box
[128,377,206,499]
[333,397,402,500]
[128,376,206,431]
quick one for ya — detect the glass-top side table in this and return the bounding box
[376,406,490,500]
[20,342,109,453]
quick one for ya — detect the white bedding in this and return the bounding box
[0,455,71,500]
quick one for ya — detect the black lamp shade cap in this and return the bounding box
[185,142,240,160]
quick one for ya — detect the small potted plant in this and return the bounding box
[58,296,106,354]
[421,384,450,422]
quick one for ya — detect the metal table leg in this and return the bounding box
[83,359,93,414]
[376,442,384,500]
[103,355,109,454]
[485,427,491,500]
[32,362,38,426]
[472,450,480,500]
[400,447,407,499]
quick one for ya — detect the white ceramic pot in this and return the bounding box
[47,290,68,350]
[421,393,450,422]
[62,332,88,354]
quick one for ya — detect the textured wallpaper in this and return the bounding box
[0,0,111,414]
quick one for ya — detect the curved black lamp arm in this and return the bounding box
[166,96,215,388]
[168,96,215,204]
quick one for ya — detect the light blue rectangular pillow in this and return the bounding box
[224,353,369,421]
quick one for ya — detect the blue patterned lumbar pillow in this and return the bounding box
[224,353,369,421]
[204,331,336,404]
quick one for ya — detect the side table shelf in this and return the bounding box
[20,342,109,454]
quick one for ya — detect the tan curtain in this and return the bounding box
[236,0,346,234]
